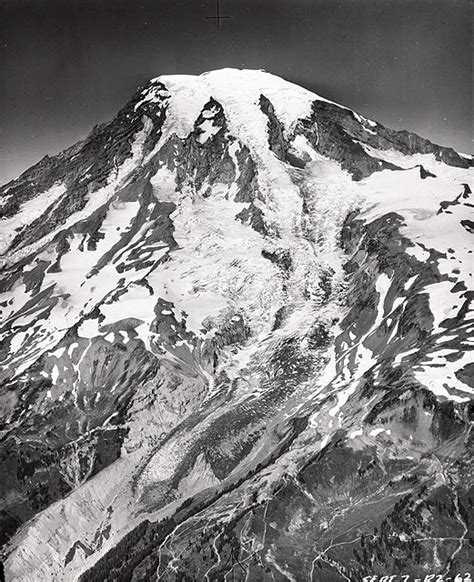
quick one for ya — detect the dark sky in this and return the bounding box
[0,0,471,185]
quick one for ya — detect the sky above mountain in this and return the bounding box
[0,0,471,186]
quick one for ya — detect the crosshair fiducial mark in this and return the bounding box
[205,0,231,28]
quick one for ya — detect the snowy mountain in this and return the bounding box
[0,68,472,581]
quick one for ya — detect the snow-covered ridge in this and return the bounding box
[140,67,371,139]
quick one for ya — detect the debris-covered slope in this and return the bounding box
[0,68,472,581]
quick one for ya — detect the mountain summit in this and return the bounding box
[0,69,472,581]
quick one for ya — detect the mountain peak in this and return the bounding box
[139,67,330,145]
[1,68,472,581]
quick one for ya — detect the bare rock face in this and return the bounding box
[302,100,471,180]
[0,69,472,581]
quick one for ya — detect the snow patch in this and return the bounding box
[0,183,67,255]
